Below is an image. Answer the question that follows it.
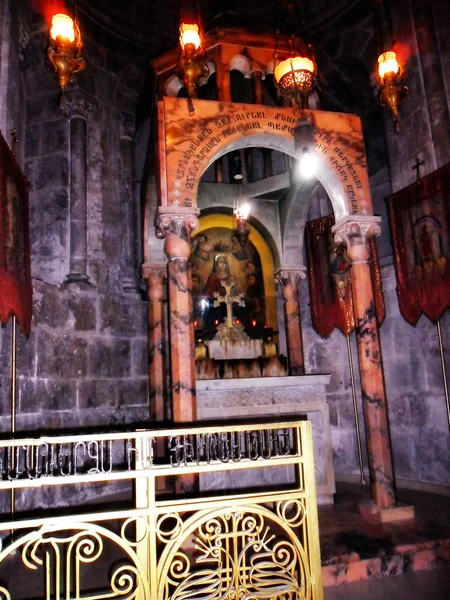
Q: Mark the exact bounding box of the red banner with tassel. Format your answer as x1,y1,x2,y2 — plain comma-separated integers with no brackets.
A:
0,131,32,336
386,162,450,326
305,214,385,338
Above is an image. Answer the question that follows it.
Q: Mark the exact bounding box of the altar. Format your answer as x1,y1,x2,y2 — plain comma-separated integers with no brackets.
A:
197,375,335,504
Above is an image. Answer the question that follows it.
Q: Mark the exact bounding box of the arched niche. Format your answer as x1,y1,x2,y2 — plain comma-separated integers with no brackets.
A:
156,97,372,220
194,213,278,331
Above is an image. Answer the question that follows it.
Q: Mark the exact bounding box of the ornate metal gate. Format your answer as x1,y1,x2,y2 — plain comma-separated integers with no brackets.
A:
0,420,323,599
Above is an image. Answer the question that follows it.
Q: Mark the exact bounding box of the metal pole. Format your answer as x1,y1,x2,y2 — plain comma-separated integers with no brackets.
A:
436,319,450,432
10,315,17,520
346,334,366,485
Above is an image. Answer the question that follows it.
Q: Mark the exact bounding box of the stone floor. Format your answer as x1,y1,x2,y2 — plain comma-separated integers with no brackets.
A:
320,482,450,587
324,567,450,599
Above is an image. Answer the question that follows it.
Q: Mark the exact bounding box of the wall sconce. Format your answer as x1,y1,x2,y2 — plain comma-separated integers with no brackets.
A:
177,22,209,99
373,0,409,130
377,50,408,130
47,13,86,90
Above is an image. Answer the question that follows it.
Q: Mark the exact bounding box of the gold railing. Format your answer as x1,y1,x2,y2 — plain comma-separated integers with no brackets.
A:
0,420,323,599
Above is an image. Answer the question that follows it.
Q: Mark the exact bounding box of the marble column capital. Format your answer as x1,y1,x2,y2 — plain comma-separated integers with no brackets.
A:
275,268,306,287
332,215,381,262
275,268,306,302
156,206,200,259
141,262,167,281
60,89,97,120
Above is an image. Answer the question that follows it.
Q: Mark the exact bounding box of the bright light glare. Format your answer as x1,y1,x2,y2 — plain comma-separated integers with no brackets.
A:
378,51,399,78
50,14,75,42
235,203,250,220
180,24,201,51
200,298,209,310
298,149,317,179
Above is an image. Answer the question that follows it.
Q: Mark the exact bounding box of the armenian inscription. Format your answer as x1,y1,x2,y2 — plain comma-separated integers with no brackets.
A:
166,99,367,215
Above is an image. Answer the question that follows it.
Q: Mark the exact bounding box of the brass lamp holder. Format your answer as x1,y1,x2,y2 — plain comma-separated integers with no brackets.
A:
378,71,409,131
47,33,85,90
233,217,250,249
177,44,209,99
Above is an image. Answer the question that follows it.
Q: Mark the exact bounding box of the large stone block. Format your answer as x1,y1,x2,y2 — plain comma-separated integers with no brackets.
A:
33,283,70,328
78,379,117,409
18,377,37,413
117,379,149,408
37,331,88,378
41,119,69,156
25,123,41,158
35,379,77,412
416,430,450,485
387,393,412,429
132,338,148,377
68,293,97,331
390,432,416,480
409,394,432,429
36,154,69,190
26,91,60,123
331,428,359,475
99,296,146,336
90,338,131,377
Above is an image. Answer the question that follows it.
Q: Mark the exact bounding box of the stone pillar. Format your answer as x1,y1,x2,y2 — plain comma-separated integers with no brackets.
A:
214,46,231,102
413,1,450,168
275,269,306,376
156,207,199,423
215,159,224,183
61,91,96,285
142,263,167,423
333,216,396,509
120,112,139,293
250,66,264,105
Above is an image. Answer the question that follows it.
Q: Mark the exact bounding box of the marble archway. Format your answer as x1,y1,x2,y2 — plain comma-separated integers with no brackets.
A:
155,96,373,221
151,96,398,513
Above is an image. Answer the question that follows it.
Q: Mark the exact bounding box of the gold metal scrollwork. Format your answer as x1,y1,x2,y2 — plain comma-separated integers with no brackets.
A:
0,523,150,600
157,505,311,599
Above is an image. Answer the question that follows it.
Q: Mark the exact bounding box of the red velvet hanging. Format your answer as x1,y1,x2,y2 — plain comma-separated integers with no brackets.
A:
386,162,450,326
305,214,385,338
0,132,32,336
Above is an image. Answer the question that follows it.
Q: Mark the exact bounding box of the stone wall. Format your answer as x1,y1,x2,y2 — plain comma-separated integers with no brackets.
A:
0,1,150,440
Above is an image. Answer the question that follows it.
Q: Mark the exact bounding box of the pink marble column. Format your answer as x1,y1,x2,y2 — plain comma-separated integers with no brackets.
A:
334,216,396,508
275,269,306,376
142,263,167,423
156,208,199,424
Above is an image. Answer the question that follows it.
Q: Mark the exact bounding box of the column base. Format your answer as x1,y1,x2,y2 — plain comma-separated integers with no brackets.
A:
63,273,91,287
358,499,415,523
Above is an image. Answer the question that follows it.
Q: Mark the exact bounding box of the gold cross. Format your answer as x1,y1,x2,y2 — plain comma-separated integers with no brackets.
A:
213,282,245,329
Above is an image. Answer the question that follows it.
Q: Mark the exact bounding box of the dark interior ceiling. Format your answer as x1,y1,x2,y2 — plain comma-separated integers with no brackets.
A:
76,0,364,57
